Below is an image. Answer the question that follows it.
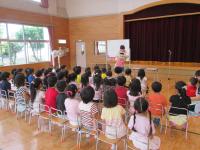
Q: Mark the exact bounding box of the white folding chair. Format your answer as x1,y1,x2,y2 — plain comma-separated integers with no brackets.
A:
149,103,166,132
37,104,51,132
16,98,31,120
96,120,126,150
49,107,68,142
8,90,16,112
0,90,8,110
118,97,130,124
165,106,189,139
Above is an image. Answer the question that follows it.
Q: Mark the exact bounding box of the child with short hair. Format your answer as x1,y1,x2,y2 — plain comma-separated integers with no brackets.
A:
45,76,58,112
101,89,126,139
27,68,35,84
91,75,102,102
186,77,198,97
115,76,128,107
65,84,80,125
0,72,11,95
56,80,67,114
127,78,143,113
148,81,167,126
125,68,132,87
15,74,30,112
73,66,82,84
79,86,98,129
103,70,116,92
68,73,78,86
80,73,90,89
128,98,160,150
30,78,45,114
57,71,66,81
114,67,123,77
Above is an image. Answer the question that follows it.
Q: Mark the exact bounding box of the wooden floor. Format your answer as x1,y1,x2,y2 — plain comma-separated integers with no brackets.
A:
1,68,200,150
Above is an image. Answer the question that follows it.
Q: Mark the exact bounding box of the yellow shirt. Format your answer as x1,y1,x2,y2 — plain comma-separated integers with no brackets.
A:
75,74,81,84
101,73,107,79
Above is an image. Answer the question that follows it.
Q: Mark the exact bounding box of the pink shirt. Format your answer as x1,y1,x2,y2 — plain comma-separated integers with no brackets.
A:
65,98,80,123
115,57,125,68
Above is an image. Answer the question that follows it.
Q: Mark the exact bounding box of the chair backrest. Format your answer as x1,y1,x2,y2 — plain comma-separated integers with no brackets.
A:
1,90,8,99
25,82,30,88
96,120,118,139
118,97,129,109
8,90,15,100
168,106,188,117
39,104,50,114
50,107,63,117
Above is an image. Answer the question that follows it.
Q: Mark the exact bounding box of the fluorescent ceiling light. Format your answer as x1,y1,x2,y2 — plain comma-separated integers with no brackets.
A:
32,0,41,3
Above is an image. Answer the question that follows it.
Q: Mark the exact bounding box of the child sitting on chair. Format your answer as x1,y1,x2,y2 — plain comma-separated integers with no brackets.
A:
101,89,126,140
56,80,67,115
65,84,80,125
128,98,160,150
79,86,98,129
125,68,132,87
148,81,167,126
136,69,148,96
30,78,45,115
169,81,191,128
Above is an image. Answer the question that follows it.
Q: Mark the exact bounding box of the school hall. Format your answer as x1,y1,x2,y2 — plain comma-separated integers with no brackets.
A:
0,0,200,150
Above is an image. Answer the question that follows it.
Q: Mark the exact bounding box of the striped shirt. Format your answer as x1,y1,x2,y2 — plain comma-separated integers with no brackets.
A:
79,101,98,129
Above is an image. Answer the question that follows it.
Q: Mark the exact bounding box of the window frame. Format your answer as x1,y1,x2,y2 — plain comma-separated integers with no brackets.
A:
0,22,51,66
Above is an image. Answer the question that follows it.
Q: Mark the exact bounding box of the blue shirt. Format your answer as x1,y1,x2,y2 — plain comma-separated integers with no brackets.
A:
28,75,35,84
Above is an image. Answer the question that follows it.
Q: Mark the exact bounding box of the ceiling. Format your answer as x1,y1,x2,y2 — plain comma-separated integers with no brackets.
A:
0,0,165,18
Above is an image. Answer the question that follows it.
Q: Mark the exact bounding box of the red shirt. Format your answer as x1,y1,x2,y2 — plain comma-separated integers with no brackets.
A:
115,86,128,107
186,84,197,97
45,87,58,112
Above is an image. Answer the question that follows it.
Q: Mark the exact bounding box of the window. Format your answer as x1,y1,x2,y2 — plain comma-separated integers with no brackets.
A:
0,23,51,66
95,41,106,55
32,0,41,3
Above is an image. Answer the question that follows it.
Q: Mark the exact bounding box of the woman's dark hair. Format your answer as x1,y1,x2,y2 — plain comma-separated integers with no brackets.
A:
80,86,95,104
175,81,187,99
151,81,162,93
15,74,25,88
93,75,102,91
137,69,145,80
120,45,125,50
30,78,42,103
57,71,66,80
117,76,126,86
47,76,57,87
132,97,152,137
66,84,77,98
114,67,123,74
129,78,141,96
190,77,198,86
106,70,112,77
103,89,118,108
125,68,132,75
81,73,89,88
69,73,77,82
35,70,43,78
56,80,67,92
1,72,10,80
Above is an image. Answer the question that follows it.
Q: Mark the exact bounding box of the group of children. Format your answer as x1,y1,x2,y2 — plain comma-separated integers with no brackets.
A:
1,65,200,150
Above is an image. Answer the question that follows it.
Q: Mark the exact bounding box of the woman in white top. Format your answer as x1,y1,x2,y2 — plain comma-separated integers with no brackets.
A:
30,78,45,115
136,69,147,96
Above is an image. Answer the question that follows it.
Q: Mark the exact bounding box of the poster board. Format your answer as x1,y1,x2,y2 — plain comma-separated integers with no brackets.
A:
107,39,130,61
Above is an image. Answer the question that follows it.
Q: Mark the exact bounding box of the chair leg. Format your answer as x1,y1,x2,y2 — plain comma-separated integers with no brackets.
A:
95,139,98,150
37,117,40,131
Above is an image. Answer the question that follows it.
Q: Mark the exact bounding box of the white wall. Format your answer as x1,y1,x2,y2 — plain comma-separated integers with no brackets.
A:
65,0,161,18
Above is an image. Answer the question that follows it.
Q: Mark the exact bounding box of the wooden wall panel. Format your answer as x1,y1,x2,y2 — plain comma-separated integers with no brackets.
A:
0,7,70,73
69,14,123,67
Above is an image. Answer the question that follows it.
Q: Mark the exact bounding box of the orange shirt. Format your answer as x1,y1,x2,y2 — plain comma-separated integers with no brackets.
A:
148,93,167,116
